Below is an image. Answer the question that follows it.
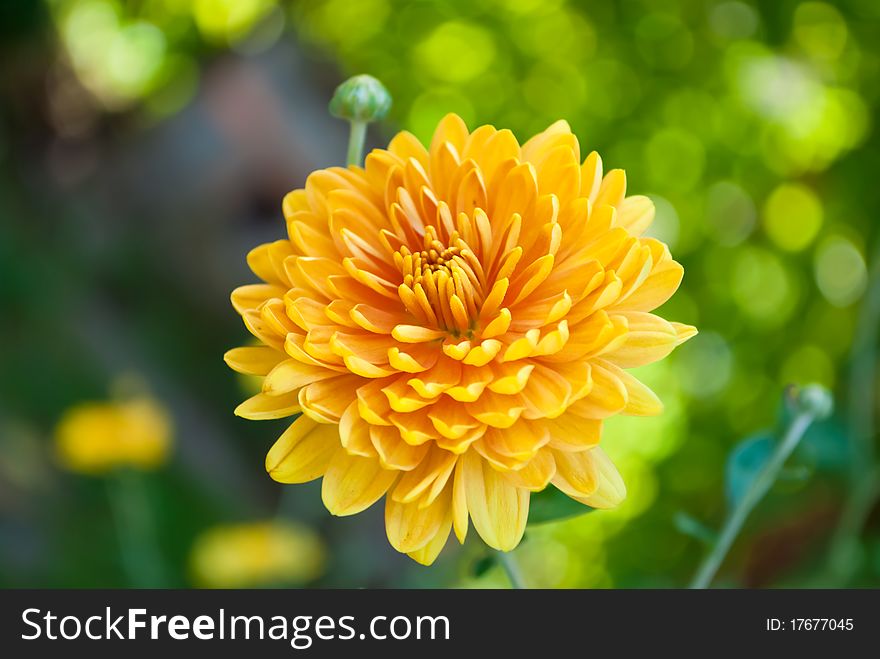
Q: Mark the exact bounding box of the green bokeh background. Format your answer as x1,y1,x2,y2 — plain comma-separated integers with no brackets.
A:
1,0,878,588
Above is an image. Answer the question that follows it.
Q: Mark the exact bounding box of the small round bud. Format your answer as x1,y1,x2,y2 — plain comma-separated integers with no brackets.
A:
795,384,834,420
329,75,391,123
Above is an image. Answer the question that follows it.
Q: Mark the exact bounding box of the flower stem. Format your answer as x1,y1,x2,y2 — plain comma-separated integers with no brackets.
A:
107,471,167,588
498,551,526,589
346,120,367,167
690,412,816,589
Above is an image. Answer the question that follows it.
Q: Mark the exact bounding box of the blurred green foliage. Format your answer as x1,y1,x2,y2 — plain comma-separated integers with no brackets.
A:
1,0,879,588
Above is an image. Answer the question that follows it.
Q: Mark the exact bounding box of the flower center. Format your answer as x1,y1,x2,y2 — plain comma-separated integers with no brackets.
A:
394,225,485,335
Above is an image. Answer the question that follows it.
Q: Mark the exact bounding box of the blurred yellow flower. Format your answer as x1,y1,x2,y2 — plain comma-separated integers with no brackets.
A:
225,114,695,564
189,521,325,588
55,397,172,474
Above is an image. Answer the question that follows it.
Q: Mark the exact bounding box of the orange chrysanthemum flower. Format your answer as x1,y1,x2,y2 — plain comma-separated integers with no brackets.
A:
225,114,696,564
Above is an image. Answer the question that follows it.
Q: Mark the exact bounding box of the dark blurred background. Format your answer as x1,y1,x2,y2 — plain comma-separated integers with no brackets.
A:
1,0,879,588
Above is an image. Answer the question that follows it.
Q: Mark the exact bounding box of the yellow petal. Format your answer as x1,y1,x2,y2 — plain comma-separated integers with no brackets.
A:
430,113,469,159
444,365,493,402
594,168,627,208
289,256,344,300
508,254,554,306
461,450,529,551
551,448,599,497
501,328,540,362
285,295,331,331
466,391,525,428
452,458,468,543
387,345,439,373
408,359,461,398
234,391,301,420
392,325,447,343
247,240,291,285
616,195,654,235
573,447,626,509
566,362,627,419
266,416,339,483
503,448,556,491
545,414,602,451
442,338,471,360
382,376,437,413
224,346,285,376
580,150,603,200
388,410,437,446
407,512,452,565
521,119,574,163
551,447,626,509
349,304,400,334
482,421,549,462
338,401,376,458
615,240,683,312
299,376,360,423
388,130,429,167
487,362,535,395
599,361,664,416
370,425,429,471
262,359,338,395
603,311,678,368
481,308,511,339
520,364,572,419
321,449,398,516
673,322,698,345
392,449,457,504
429,402,482,440
231,284,283,314
385,484,451,553
356,378,395,426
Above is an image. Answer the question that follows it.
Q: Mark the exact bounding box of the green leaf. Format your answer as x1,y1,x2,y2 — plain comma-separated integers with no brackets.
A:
470,554,496,578
527,487,593,525
798,419,850,471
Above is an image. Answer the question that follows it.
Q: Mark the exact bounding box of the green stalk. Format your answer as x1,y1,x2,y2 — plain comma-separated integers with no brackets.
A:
498,551,526,589
690,412,817,589
346,120,367,167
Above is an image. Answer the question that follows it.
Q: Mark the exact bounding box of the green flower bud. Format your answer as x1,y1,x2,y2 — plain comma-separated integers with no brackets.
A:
329,75,391,123
794,384,834,420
